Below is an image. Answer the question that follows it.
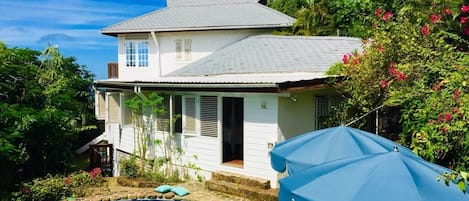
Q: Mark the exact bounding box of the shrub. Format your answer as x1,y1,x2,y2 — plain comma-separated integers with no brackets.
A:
12,168,103,201
119,155,141,178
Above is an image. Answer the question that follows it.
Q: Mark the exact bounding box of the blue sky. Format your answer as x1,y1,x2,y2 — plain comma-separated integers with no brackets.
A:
0,0,166,80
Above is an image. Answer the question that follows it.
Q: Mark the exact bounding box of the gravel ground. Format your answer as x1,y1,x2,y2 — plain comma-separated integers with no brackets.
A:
77,178,251,201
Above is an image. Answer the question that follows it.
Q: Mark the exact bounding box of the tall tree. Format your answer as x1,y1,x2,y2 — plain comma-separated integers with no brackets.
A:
267,0,307,17
0,43,95,189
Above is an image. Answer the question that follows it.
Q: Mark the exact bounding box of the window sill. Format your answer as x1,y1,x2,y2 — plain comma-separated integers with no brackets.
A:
182,133,199,137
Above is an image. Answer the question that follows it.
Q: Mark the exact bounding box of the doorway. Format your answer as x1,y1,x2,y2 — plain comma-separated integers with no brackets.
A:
222,97,244,167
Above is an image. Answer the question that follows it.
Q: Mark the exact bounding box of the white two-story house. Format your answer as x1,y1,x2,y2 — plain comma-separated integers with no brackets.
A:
94,0,361,188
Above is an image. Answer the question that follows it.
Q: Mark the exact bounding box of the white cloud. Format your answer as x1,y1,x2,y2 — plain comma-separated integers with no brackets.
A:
0,0,163,47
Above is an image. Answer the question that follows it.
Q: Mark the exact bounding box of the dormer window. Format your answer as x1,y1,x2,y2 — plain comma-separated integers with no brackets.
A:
125,40,148,67
175,39,192,62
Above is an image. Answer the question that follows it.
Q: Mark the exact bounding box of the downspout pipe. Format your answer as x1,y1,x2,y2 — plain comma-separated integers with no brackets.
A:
151,31,162,77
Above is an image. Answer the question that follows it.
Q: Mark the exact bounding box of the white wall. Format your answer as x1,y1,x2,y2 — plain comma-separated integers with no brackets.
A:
158,29,268,76
115,29,270,81
105,91,280,188
117,34,159,81
278,92,316,141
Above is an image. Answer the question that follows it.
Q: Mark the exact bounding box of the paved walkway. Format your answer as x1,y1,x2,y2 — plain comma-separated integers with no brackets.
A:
77,178,251,201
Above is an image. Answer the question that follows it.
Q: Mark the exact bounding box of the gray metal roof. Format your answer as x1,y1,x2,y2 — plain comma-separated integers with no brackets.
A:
168,35,362,76
102,2,295,35
167,0,258,7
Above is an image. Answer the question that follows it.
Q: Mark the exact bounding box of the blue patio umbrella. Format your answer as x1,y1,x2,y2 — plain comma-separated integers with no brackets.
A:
270,126,418,174
279,151,468,201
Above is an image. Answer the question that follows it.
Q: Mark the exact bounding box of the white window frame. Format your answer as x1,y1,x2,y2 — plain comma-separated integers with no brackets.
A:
182,96,200,135
175,39,192,63
125,40,149,67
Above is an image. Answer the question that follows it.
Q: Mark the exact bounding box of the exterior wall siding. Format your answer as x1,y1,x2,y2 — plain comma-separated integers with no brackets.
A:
104,91,280,188
114,29,270,81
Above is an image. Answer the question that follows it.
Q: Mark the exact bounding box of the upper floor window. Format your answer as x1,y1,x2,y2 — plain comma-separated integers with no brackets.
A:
175,39,192,62
125,40,148,67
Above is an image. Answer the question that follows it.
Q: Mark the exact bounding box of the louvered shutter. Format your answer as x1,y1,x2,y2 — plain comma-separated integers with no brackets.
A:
184,97,196,132
184,39,192,61
175,39,182,61
200,96,218,137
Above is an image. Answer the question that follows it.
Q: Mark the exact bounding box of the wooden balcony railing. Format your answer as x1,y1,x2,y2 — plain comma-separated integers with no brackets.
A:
107,63,118,79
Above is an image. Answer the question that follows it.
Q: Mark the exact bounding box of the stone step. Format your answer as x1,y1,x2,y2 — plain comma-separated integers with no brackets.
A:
206,179,278,201
211,171,270,190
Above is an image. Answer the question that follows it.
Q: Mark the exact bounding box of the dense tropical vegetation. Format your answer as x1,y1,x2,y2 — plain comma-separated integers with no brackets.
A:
0,43,96,192
269,0,469,171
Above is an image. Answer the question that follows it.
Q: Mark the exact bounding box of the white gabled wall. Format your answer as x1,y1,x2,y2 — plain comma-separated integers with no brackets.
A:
115,29,270,81
158,30,268,76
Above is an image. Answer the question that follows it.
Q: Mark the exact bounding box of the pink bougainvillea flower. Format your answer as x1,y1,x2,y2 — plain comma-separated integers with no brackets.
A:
380,80,388,88
342,54,350,64
396,71,407,81
375,7,383,16
464,27,469,36
445,113,452,122
382,11,392,21
22,187,31,194
421,24,430,36
89,167,102,179
441,125,448,133
437,114,443,123
388,66,396,75
377,45,385,53
352,57,360,65
430,14,441,23
460,16,468,24
432,82,441,91
64,176,72,185
454,89,460,100
443,8,453,15
454,107,459,113
461,5,469,13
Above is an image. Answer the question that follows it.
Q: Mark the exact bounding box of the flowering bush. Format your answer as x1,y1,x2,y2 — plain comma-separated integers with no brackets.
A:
329,1,469,171
12,169,103,201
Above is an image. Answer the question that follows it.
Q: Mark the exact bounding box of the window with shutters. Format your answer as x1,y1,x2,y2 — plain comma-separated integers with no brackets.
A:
315,95,340,130
97,92,106,119
200,96,218,137
125,40,148,67
183,97,197,133
108,93,120,123
175,39,192,62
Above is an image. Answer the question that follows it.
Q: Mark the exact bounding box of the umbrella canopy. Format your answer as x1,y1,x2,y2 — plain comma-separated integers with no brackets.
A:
270,126,418,174
279,151,468,201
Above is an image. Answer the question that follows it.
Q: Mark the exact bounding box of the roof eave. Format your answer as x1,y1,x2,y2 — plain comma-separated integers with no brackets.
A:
94,77,340,93
101,24,293,36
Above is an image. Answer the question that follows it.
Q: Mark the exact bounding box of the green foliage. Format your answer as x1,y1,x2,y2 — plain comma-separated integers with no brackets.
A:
267,0,307,17
123,93,202,183
0,42,95,189
11,169,102,201
332,1,469,173
119,155,141,179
